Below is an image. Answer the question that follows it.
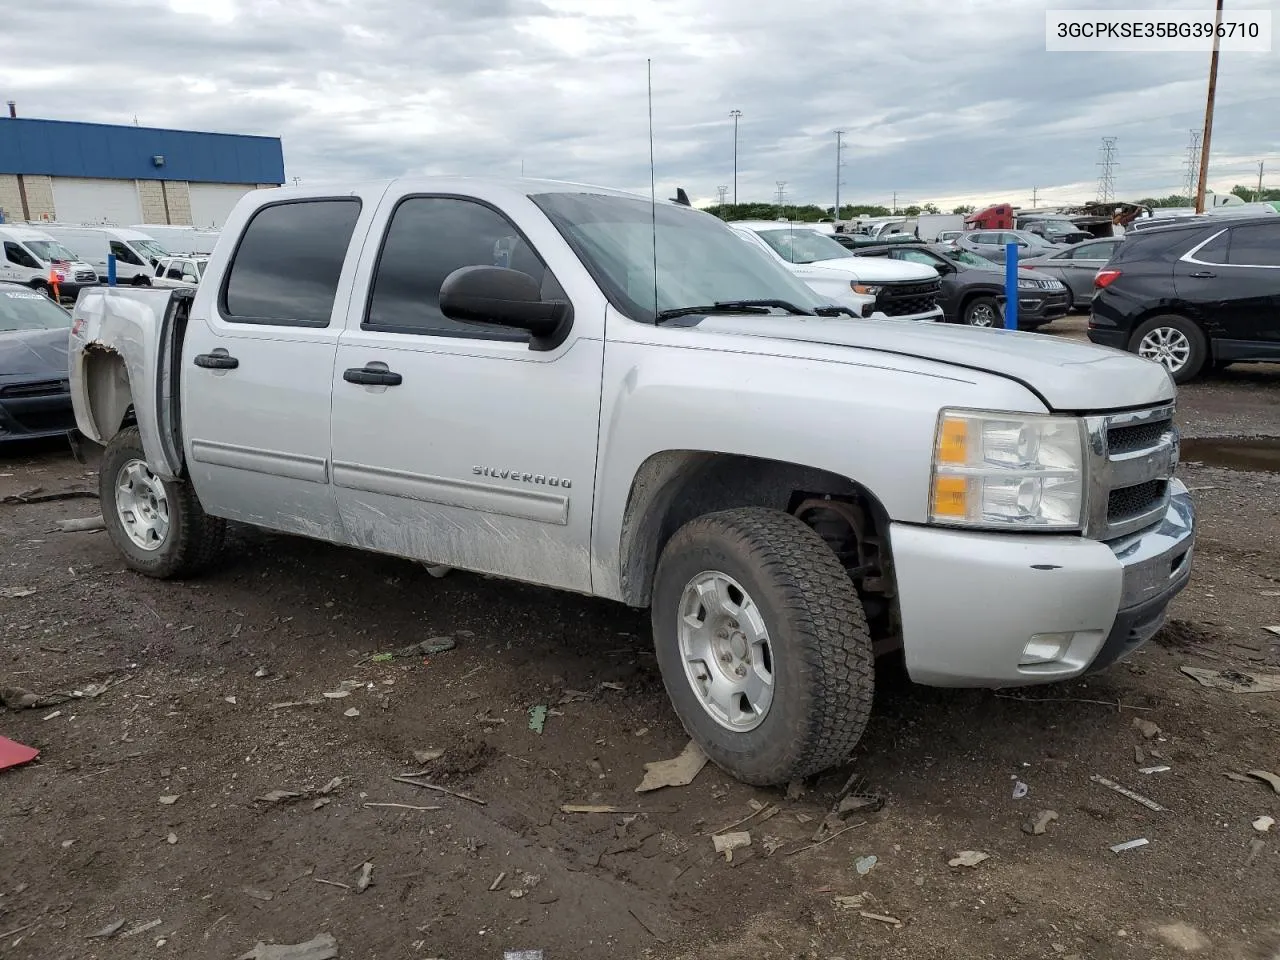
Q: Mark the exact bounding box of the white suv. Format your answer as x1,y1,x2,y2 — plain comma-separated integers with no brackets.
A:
731,221,943,322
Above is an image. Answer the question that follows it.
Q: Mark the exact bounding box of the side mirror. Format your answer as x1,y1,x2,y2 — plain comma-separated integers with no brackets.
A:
932,260,955,274
181,274,198,284
439,265,571,351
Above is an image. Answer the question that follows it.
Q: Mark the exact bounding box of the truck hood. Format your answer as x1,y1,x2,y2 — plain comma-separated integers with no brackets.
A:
802,256,936,282
696,316,1175,412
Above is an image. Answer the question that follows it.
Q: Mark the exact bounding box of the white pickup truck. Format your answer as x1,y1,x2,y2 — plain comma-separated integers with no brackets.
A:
68,178,1195,786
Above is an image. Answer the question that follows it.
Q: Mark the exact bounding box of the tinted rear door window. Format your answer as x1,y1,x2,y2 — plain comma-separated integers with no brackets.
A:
1226,222,1280,267
222,199,361,327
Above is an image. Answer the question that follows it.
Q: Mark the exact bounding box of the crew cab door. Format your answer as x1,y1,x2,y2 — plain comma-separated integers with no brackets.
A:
329,191,605,592
180,190,383,539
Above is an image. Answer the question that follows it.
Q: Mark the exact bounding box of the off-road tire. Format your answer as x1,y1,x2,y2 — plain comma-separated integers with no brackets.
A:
100,426,226,578
651,507,875,786
1129,314,1207,384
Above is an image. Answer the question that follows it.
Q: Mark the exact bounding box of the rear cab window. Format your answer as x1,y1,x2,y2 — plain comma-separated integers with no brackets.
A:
220,199,362,327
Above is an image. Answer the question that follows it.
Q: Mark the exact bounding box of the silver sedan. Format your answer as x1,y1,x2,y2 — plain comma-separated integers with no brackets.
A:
1017,237,1124,309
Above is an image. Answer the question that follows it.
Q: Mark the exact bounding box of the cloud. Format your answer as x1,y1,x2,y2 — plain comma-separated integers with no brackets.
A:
0,0,1274,206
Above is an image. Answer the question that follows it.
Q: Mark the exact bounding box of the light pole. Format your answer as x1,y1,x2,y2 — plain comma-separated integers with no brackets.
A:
834,129,845,220
729,109,742,206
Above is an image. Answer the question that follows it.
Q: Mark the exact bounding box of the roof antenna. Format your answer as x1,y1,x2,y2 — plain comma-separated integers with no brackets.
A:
669,187,690,206
648,58,659,322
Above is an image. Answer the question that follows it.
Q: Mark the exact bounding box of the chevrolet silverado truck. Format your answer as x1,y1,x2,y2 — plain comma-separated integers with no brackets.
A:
67,179,1195,786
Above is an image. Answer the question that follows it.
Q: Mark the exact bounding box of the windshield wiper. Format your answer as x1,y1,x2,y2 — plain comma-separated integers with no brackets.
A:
814,305,858,317
654,299,815,323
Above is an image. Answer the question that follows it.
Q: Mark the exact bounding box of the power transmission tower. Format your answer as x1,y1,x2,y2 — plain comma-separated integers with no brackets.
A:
716,185,729,215
775,181,788,218
834,130,846,219
891,190,898,214
1095,137,1118,204
1183,129,1203,200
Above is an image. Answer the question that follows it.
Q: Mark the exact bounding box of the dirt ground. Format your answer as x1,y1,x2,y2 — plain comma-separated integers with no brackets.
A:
2,318,1279,960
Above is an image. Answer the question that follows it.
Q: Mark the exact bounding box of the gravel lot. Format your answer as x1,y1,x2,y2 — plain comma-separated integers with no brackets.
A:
2,317,1278,960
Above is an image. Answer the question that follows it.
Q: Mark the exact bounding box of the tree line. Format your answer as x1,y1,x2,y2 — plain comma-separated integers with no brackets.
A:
705,202,976,222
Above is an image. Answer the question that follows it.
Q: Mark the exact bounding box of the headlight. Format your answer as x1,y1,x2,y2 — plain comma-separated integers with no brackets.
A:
851,282,882,296
930,409,1085,529
1016,279,1039,290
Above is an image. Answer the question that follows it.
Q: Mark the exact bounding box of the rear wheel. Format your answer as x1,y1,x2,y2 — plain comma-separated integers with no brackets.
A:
1130,314,1206,383
130,274,151,287
30,280,52,300
100,426,225,578
963,296,1000,327
651,508,874,786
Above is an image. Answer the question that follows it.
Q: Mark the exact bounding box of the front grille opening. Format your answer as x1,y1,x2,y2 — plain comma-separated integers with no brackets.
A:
1108,419,1172,454
0,380,67,399
1108,479,1166,522
876,280,941,317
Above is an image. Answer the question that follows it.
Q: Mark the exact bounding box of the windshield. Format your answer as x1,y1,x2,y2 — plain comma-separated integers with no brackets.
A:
946,248,1000,268
0,288,72,331
132,237,169,259
751,228,853,264
25,240,80,263
531,193,828,322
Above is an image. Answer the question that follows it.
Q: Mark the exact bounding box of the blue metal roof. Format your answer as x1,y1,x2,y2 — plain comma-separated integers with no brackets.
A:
0,118,284,184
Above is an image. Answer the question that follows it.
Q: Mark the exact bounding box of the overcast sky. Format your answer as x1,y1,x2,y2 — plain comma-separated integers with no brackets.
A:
1,0,1276,209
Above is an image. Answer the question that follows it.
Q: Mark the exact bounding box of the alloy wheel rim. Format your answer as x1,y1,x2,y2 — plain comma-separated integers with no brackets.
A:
969,303,996,327
115,459,170,551
1137,327,1191,372
677,571,774,732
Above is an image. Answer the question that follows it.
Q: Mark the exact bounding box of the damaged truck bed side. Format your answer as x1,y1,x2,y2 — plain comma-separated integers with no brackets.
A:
68,177,1195,787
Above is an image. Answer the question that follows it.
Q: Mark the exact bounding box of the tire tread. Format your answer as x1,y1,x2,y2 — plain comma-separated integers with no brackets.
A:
658,507,874,784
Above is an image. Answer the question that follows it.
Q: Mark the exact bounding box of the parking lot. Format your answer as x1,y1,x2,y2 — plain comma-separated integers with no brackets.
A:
1,317,1278,960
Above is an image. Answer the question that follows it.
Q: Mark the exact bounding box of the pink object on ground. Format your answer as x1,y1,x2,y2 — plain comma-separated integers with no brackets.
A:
0,735,39,771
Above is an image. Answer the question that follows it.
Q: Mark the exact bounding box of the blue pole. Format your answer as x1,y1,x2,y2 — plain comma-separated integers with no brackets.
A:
106,254,117,287
1003,243,1018,330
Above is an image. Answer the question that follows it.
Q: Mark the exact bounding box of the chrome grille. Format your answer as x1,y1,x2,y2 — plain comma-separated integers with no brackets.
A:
74,270,97,283
1085,405,1177,541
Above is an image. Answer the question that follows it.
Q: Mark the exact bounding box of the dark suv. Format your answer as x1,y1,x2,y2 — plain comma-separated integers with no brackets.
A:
1088,217,1280,383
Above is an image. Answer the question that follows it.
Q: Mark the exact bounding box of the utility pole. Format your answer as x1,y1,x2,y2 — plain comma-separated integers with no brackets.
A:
1183,129,1203,200
729,109,742,206
1195,0,1225,213
891,191,898,215
834,130,845,220
1030,186,1039,208
716,185,728,215
1258,160,1266,197
775,181,787,218
1096,137,1118,204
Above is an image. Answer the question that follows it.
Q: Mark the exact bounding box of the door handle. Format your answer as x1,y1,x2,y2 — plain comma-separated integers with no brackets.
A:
1188,271,1216,279
193,351,238,369
343,365,403,387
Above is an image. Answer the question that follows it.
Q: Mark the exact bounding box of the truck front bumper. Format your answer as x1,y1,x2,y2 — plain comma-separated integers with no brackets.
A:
890,479,1194,687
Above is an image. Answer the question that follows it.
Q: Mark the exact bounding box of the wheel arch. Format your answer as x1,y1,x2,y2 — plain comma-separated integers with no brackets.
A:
616,450,896,613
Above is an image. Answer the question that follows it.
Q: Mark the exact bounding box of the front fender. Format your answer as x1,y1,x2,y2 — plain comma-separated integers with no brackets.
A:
590,329,1047,601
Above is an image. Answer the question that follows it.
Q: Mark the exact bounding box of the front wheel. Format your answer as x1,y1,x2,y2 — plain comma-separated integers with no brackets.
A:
963,296,1000,327
100,427,226,578
130,274,152,287
651,508,875,786
1130,314,1207,383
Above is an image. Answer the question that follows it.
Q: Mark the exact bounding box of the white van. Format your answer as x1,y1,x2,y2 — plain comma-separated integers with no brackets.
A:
40,226,170,285
0,226,99,302
127,225,219,256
